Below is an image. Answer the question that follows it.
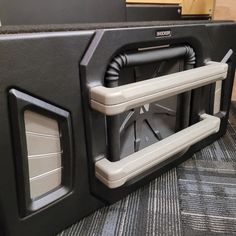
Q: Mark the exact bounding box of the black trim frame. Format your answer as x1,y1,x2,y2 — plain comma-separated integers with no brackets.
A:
8,89,73,216
80,21,236,204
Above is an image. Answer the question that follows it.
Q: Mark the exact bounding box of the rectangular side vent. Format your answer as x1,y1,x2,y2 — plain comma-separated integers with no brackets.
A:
9,89,73,215
24,111,62,199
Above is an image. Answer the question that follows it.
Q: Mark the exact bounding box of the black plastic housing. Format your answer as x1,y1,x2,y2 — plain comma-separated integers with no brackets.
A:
80,21,236,204
0,21,235,236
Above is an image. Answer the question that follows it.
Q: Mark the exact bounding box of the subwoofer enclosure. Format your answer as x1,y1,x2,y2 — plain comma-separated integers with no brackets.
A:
0,20,235,236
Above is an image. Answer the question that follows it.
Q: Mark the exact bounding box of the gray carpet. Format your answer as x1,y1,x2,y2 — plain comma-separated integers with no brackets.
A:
59,104,236,236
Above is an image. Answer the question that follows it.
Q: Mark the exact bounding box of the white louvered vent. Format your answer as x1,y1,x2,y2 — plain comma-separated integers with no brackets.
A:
24,111,62,199
214,80,222,114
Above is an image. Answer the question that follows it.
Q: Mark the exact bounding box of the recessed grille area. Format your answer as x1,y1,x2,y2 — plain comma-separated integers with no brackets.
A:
24,111,62,199
117,59,183,160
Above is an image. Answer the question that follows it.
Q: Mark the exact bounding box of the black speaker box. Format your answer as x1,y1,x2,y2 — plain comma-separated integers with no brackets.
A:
0,20,235,235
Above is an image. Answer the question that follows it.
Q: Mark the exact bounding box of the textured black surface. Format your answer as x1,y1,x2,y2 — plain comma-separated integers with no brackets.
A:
58,107,236,236
0,29,104,236
0,20,232,34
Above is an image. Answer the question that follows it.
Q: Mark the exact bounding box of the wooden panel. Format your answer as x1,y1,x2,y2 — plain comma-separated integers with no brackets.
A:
181,0,214,15
126,0,214,15
126,0,181,4
214,0,236,100
232,79,236,101
214,0,236,20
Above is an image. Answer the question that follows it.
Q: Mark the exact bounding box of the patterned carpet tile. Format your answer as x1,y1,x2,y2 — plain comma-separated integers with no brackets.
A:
181,213,236,236
177,124,236,236
59,170,181,236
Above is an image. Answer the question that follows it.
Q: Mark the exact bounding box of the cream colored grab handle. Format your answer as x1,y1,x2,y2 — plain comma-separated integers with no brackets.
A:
90,62,228,115
95,114,220,188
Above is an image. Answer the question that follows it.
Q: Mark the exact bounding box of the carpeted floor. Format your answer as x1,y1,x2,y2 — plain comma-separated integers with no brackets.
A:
58,103,236,236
